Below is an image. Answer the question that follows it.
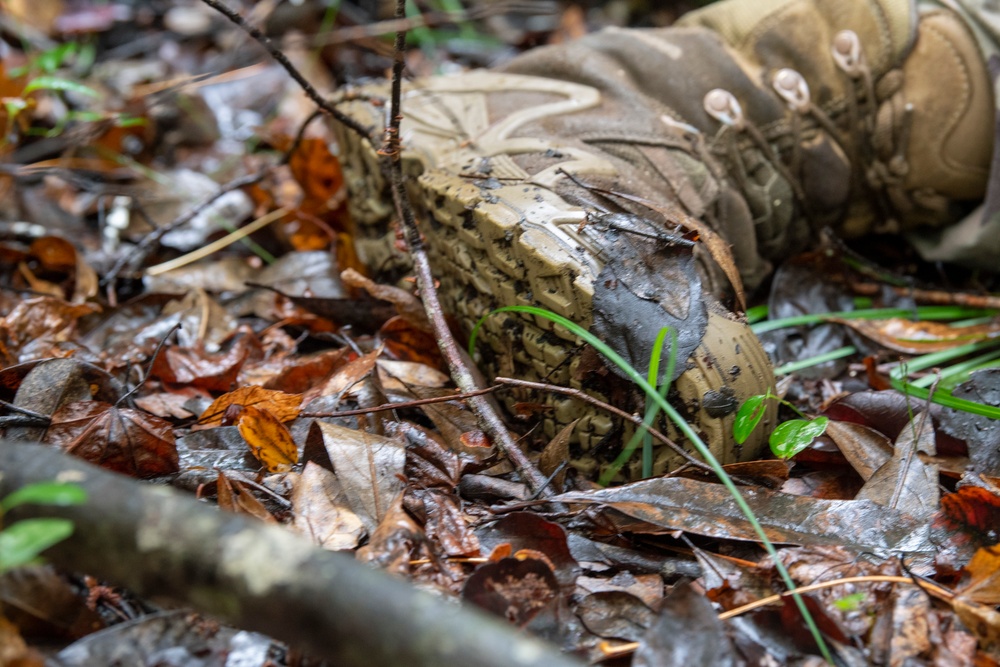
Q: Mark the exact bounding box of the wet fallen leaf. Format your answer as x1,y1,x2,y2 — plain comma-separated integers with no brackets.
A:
237,405,298,473
538,419,575,490
475,513,578,587
575,591,655,642
462,557,558,627
551,477,932,553
46,401,178,478
957,544,1000,605
824,419,893,481
930,486,1000,567
830,317,1000,354
152,332,260,392
856,412,939,520
413,488,480,558
636,585,740,667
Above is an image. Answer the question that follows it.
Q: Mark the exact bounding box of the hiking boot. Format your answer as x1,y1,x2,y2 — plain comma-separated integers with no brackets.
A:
329,0,992,480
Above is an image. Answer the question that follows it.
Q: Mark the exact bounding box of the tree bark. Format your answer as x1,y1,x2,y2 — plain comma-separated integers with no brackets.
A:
0,442,583,667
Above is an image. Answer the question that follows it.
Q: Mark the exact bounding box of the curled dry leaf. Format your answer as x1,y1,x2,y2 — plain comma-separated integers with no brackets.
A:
829,317,1000,354
216,471,275,523
46,401,178,478
198,385,302,427
290,462,365,551
237,405,298,473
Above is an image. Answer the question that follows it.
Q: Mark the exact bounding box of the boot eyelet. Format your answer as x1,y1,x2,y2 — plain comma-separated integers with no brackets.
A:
704,88,745,129
772,68,811,112
832,30,863,77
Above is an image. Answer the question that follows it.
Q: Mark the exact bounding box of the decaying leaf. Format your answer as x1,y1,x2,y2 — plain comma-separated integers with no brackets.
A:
957,544,1000,606
462,557,559,626
237,405,298,473
830,316,1000,354
551,477,932,554
46,401,178,478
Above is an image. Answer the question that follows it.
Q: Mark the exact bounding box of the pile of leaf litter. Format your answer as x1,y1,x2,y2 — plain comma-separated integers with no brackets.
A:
1,1,999,665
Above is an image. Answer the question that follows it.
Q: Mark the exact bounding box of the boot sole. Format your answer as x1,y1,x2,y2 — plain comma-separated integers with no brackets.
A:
332,73,776,479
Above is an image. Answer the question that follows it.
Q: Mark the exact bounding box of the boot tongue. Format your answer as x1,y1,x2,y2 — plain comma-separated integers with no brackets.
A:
588,213,708,385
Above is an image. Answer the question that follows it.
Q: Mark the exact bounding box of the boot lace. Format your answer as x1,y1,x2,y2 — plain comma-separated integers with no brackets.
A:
702,29,910,227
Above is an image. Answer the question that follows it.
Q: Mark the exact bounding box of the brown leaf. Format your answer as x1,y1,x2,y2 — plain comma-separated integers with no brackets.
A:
198,386,302,427
288,137,344,205
216,471,275,523
474,512,577,587
237,405,299,473
0,296,99,363
830,317,1000,354
305,347,380,401
46,401,178,478
414,488,480,558
379,315,445,368
538,419,576,490
341,268,430,332
462,557,559,626
290,462,365,550
152,334,260,392
958,545,1000,605
825,419,893,481
551,477,931,553
311,421,405,533
931,486,1000,568
856,413,939,520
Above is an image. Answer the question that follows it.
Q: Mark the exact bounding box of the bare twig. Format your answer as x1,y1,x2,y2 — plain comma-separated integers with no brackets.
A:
102,171,266,287
301,386,498,418
379,0,550,496
198,0,374,142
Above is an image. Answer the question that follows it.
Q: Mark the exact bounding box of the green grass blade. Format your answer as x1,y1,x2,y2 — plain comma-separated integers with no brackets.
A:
472,305,832,661
751,306,994,335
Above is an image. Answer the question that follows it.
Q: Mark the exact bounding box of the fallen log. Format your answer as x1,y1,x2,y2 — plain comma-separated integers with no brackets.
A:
0,442,583,667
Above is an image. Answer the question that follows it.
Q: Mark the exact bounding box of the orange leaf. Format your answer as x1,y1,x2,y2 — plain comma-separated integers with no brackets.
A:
237,405,298,473
198,385,302,427
958,544,1000,605
289,138,344,205
217,471,275,523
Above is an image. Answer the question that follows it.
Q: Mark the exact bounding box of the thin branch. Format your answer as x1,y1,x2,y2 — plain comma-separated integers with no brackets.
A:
301,386,499,418
198,0,374,142
102,171,266,286
379,0,551,496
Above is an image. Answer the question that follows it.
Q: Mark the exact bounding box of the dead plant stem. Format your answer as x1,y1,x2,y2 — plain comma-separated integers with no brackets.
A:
380,0,550,496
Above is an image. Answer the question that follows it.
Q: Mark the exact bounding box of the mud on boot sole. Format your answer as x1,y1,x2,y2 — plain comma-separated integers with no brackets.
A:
331,74,777,480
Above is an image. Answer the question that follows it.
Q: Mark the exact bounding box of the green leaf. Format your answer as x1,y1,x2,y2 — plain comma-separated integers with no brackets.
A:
0,519,74,573
833,592,866,611
36,42,78,73
733,394,768,445
23,76,99,97
1,482,87,512
769,416,829,459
